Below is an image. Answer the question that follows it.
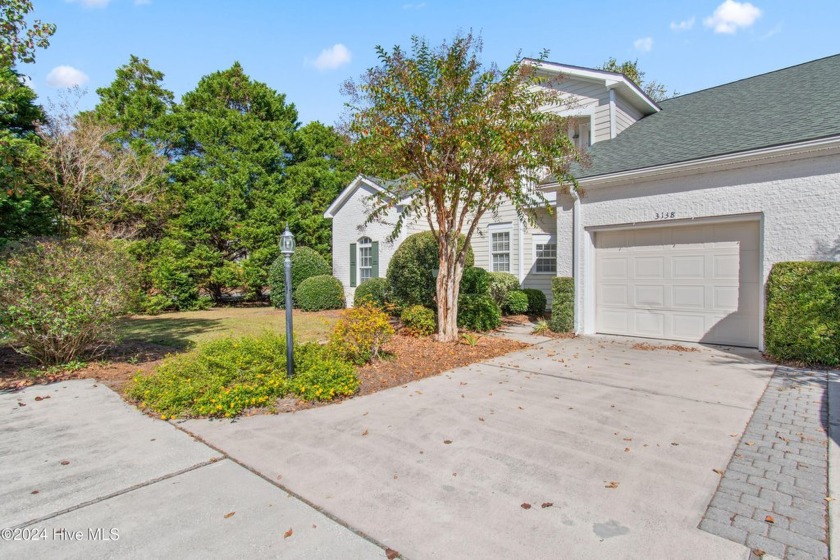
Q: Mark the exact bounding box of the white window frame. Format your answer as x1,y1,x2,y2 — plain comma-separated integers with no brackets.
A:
358,236,372,283
568,115,593,150
533,234,557,275
488,223,513,273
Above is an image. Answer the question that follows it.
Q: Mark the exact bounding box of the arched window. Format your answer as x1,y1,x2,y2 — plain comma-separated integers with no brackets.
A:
358,237,373,283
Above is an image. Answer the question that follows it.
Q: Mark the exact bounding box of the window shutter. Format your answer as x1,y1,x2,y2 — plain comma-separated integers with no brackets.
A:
349,243,357,287
371,242,379,278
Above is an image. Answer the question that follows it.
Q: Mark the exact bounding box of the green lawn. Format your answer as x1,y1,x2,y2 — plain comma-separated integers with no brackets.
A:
118,306,342,350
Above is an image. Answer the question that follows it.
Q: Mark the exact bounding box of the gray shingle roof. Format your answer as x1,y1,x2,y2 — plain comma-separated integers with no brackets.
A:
575,54,840,179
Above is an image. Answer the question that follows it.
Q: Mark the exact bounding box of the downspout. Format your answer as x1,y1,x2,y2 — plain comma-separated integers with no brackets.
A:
518,218,525,283
570,187,583,334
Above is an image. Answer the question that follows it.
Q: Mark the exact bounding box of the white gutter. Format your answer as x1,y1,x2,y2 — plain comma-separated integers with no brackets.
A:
608,89,617,139
570,188,582,334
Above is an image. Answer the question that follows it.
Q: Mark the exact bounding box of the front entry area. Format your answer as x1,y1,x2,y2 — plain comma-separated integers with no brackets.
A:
594,220,760,347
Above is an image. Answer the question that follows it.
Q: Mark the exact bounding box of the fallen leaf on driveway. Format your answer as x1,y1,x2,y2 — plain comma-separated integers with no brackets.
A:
521,503,532,509
224,512,235,519
385,548,400,559
34,396,50,401
745,442,755,446
764,515,774,524
826,497,835,502
624,448,631,453
362,429,369,436
752,549,766,557
283,528,293,539
31,490,39,495
605,481,619,489
60,460,70,466
478,417,485,422
17,402,25,407
713,469,724,476
670,443,679,446
541,502,553,509
443,440,452,444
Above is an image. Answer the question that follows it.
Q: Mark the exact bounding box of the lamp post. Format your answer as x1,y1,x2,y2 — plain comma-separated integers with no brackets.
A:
280,225,296,377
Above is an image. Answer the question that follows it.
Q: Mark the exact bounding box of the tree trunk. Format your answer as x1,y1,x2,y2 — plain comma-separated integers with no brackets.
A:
436,236,465,342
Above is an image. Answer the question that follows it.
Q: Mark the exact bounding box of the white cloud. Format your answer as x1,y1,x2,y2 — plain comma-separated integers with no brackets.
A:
310,44,352,71
670,16,695,31
46,65,89,88
633,37,654,53
704,0,762,34
65,0,111,7
402,2,426,9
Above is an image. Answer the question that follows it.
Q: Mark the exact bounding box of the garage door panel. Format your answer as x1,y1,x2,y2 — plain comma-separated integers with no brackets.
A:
596,221,759,347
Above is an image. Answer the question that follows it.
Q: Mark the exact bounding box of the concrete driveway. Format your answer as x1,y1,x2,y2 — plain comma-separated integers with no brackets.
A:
183,335,776,559
0,380,384,559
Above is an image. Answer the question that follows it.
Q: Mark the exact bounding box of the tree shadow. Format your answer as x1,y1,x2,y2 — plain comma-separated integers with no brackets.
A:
812,236,840,261
117,316,226,351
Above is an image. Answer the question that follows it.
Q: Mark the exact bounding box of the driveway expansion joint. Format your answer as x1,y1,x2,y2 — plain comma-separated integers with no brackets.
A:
700,366,832,560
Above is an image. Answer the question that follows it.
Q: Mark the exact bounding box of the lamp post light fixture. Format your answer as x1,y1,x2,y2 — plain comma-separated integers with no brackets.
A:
280,225,296,378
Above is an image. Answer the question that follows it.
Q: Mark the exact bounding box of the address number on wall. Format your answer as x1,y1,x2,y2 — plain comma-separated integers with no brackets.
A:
654,211,676,220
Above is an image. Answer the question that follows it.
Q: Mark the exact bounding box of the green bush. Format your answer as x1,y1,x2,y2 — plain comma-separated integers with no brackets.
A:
521,288,547,316
145,238,204,312
457,294,501,332
549,277,574,333
765,262,840,366
353,277,391,308
504,290,530,315
488,272,520,309
329,301,394,364
294,275,345,311
460,266,490,295
0,238,139,365
400,305,436,337
268,247,331,308
127,332,359,418
387,231,473,309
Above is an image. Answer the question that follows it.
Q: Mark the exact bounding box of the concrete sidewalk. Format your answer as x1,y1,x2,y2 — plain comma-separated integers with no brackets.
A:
0,380,384,559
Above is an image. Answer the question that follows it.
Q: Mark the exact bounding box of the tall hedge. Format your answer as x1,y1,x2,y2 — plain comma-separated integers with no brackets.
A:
268,247,331,308
387,231,473,309
765,262,840,366
549,277,574,333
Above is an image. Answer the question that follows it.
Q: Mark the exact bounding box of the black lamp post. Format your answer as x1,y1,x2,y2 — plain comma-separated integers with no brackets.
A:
280,225,295,377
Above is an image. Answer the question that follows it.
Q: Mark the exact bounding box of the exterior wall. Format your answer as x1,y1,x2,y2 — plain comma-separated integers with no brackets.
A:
521,209,557,304
614,94,644,135
331,183,404,306
471,204,522,280
544,76,612,145
557,150,840,347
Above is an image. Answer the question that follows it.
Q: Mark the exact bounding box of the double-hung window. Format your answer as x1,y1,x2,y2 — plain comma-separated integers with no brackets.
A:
358,237,372,283
490,228,511,273
533,234,556,274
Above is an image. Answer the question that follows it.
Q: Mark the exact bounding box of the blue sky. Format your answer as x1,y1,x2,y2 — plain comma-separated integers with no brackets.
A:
22,0,840,125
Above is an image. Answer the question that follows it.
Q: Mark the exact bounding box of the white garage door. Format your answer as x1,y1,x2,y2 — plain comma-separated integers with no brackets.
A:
595,221,760,347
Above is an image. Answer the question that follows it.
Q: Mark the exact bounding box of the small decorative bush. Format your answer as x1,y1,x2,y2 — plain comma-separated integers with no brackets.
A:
532,319,551,335
330,301,395,365
353,277,391,308
503,290,530,315
457,294,501,332
488,272,520,309
521,288,547,316
268,247,331,308
294,275,345,311
549,277,574,333
0,238,139,364
400,305,436,337
460,266,490,296
387,231,474,309
765,261,840,366
127,332,360,418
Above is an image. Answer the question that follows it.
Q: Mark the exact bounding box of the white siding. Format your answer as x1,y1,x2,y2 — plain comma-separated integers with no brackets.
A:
521,209,557,305
543,76,613,146
471,204,521,277
614,94,643,135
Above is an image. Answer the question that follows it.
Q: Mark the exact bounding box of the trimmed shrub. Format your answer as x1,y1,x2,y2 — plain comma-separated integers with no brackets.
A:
401,305,436,337
488,272,520,309
268,247,331,308
353,277,391,308
460,266,490,296
765,261,840,366
521,288,547,316
549,277,574,333
457,294,501,332
294,275,345,311
503,290,530,315
330,301,395,365
387,231,474,309
127,332,359,418
0,238,139,364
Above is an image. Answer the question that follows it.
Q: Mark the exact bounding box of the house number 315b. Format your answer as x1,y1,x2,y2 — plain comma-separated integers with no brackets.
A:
655,211,676,220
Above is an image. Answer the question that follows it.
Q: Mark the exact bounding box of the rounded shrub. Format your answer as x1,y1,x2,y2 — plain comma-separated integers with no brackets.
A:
268,247,331,308
460,266,490,295
521,288,547,316
400,305,437,337
387,231,474,309
330,300,395,365
488,272,520,309
294,275,345,311
353,277,391,309
0,238,139,364
457,294,501,332
503,290,530,315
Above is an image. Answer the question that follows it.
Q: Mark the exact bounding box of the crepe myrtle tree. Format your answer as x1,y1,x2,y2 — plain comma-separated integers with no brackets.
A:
342,33,581,342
